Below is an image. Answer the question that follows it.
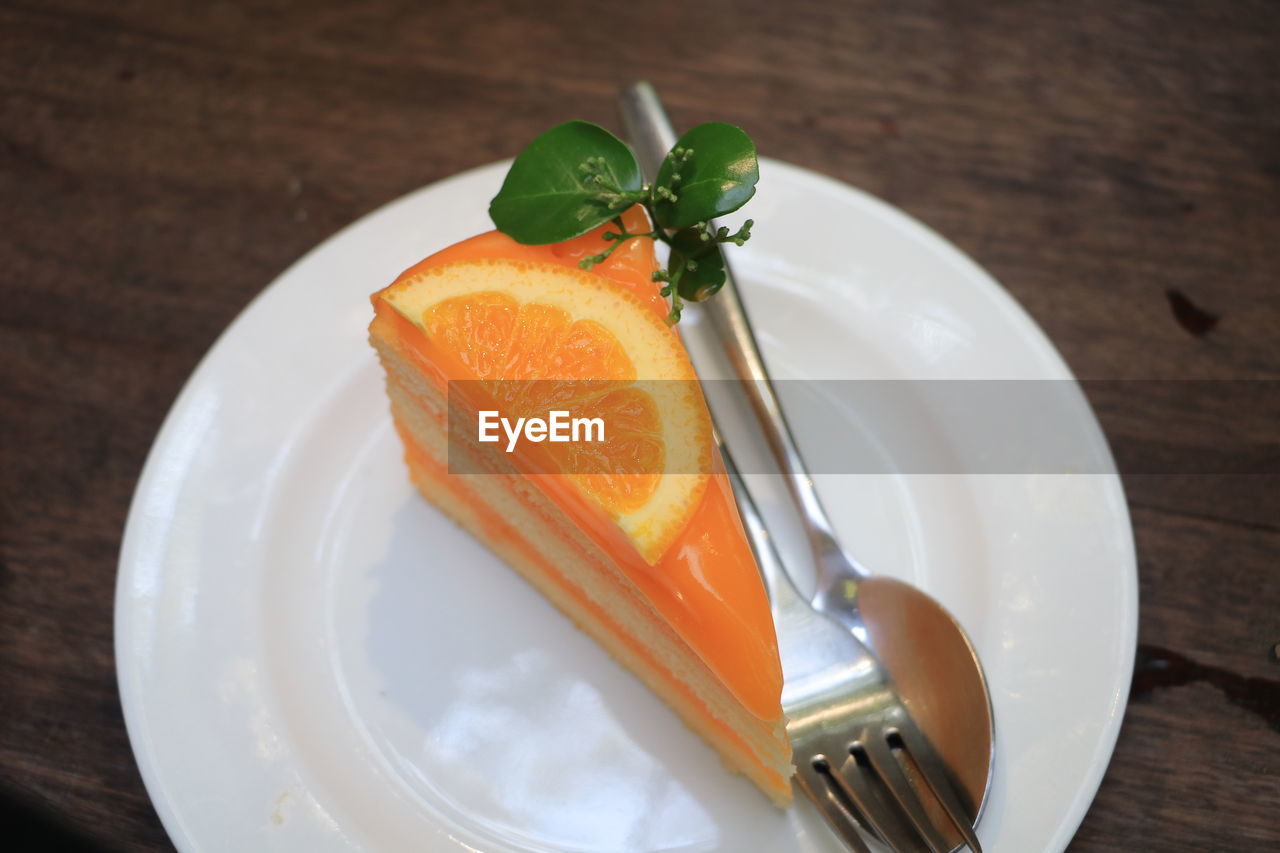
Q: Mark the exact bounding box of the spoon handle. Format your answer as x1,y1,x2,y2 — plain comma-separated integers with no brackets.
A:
617,82,861,586
618,82,676,180
715,425,810,615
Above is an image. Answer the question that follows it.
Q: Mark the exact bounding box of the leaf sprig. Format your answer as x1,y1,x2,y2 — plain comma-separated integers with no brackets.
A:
489,120,759,324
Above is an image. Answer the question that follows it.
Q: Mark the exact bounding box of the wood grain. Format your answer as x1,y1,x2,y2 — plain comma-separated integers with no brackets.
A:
1,0,1276,849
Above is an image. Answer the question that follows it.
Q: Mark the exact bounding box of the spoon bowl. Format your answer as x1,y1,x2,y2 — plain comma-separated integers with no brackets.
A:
854,575,994,820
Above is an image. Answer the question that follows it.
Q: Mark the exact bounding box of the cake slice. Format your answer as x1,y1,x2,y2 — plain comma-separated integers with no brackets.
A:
369,206,792,805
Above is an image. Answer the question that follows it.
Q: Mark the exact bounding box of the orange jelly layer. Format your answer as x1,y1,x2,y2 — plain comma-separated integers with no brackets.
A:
372,212,784,722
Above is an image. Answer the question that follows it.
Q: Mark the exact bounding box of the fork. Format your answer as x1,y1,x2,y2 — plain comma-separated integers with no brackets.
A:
718,438,982,853
618,81,988,852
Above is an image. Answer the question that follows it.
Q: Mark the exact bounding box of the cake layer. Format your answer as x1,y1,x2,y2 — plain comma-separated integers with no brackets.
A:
371,301,785,722
396,420,793,806
379,354,792,781
368,221,792,808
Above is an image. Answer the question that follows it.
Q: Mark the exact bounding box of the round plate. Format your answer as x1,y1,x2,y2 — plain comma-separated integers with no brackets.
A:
116,159,1137,852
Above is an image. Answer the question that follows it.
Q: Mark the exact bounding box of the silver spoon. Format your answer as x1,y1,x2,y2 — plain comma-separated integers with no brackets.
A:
618,81,994,848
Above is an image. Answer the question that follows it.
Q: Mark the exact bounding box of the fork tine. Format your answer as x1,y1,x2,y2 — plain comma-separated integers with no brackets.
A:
860,734,953,853
891,724,984,853
794,758,875,853
831,750,932,853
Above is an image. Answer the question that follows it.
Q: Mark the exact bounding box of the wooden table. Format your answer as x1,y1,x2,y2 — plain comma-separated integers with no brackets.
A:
2,1,1276,850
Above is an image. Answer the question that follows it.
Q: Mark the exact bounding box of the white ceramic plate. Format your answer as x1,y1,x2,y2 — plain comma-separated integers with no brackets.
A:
116,159,1137,852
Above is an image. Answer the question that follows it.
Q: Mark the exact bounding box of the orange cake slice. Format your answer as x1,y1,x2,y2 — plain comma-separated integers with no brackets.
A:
369,206,792,805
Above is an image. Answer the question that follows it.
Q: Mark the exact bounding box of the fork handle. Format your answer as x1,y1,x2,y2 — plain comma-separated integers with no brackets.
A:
618,81,859,588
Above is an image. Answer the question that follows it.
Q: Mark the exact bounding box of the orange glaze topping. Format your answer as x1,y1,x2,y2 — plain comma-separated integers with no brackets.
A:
372,207,783,721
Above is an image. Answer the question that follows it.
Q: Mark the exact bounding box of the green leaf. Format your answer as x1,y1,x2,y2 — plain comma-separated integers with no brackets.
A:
668,227,728,301
489,121,643,244
652,123,759,229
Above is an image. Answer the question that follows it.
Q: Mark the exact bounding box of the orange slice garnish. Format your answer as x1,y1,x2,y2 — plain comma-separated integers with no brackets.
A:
381,256,711,564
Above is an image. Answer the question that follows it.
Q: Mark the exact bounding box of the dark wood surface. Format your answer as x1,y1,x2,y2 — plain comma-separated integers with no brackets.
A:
2,1,1277,850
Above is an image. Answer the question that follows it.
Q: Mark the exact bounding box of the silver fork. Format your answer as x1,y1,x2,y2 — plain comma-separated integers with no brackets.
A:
618,82,991,852
719,436,982,853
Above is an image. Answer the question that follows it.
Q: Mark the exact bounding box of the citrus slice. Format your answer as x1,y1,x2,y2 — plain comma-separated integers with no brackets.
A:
380,256,712,564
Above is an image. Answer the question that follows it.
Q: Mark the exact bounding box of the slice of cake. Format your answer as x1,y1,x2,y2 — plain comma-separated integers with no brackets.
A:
369,206,792,805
